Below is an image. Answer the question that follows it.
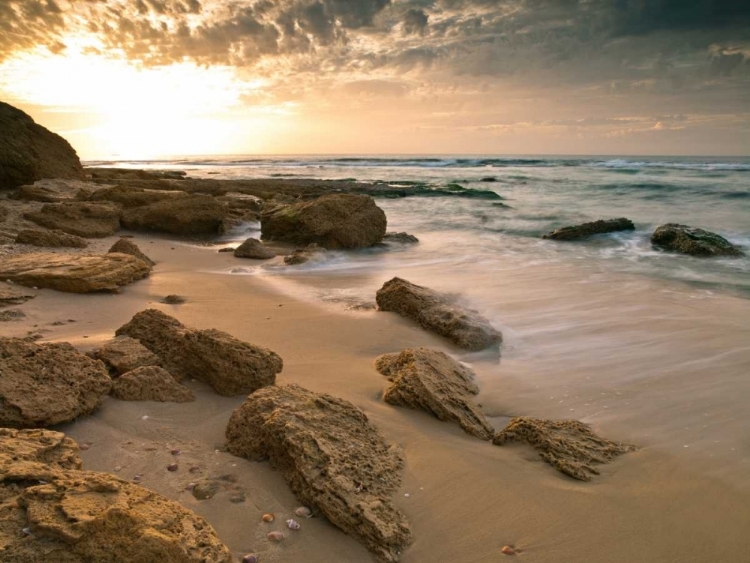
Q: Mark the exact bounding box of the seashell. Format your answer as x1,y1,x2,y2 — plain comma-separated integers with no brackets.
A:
501,546,516,556
141,415,149,421
267,531,284,542
132,475,142,483
261,513,275,523
294,506,313,518
242,555,259,563
185,482,197,491
167,463,179,472
22,527,32,536
286,518,301,530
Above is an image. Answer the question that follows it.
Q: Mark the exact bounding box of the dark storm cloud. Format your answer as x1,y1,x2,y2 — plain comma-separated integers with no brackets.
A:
403,8,429,35
611,0,750,35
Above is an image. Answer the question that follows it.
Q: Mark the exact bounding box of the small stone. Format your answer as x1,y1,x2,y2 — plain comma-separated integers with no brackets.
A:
161,294,186,305
170,448,181,455
189,466,202,474
261,513,275,523
242,555,259,563
185,482,197,491
79,442,91,451
133,475,142,483
501,546,516,555
167,463,178,472
114,466,121,472
267,531,283,542
22,527,31,536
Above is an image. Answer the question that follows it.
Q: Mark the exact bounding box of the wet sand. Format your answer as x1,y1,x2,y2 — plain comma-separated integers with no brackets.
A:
3,235,750,563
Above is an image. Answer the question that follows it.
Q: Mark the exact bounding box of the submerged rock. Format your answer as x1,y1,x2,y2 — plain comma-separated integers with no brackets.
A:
111,366,195,403
261,194,387,249
0,101,84,190
0,338,112,428
94,336,161,376
116,309,282,396
108,237,155,266
651,223,744,257
493,417,636,481
15,228,89,249
543,218,635,241
24,201,121,238
121,195,228,235
283,243,327,265
383,232,419,244
0,252,151,293
376,277,502,351
225,384,412,562
234,237,276,259
0,429,235,563
375,348,494,440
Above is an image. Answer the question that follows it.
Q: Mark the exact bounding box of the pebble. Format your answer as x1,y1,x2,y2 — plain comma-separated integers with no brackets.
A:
189,466,202,474
501,546,516,555
261,513,275,523
79,443,91,451
141,415,149,421
185,482,197,491
170,449,181,456
294,506,313,518
167,463,179,472
242,555,259,563
267,531,284,542
133,475,142,483
286,518,301,530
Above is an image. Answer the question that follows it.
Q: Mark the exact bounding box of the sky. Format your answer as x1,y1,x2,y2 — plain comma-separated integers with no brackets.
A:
1,0,749,158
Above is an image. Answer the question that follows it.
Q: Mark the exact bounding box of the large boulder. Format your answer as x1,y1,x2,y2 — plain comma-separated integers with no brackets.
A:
651,223,744,257
111,366,195,403
0,429,235,563
93,336,161,376
121,195,228,235
0,338,112,428
0,102,84,190
233,237,275,259
24,201,121,238
87,185,189,208
543,218,635,241
108,237,155,266
375,348,494,440
225,384,412,562
0,252,151,293
116,309,282,396
15,228,88,249
376,277,502,351
261,194,387,249
493,417,636,481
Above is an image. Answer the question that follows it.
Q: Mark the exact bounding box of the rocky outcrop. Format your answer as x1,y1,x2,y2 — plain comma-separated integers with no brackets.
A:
493,417,636,481
94,336,161,376
18,184,67,202
383,232,419,244
0,428,235,563
0,252,151,293
261,194,387,249
225,384,412,562
108,237,155,266
121,195,228,235
0,102,84,190
88,185,189,208
651,223,744,257
233,237,275,259
24,201,121,238
543,218,635,241
0,338,112,428
0,282,35,307
15,228,88,249
111,366,195,403
116,309,282,396
376,277,502,351
0,204,8,222
375,348,494,440
284,243,327,265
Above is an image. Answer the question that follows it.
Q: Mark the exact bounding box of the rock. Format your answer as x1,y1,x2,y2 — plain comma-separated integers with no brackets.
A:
480,177,498,182
0,309,25,321
0,101,84,190
383,232,419,244
88,167,188,181
375,277,502,351
111,366,195,403
88,185,189,208
492,417,637,481
24,201,121,238
0,252,151,293
116,309,282,396
121,195,228,235
192,480,222,500
261,194,387,249
0,282,35,307
0,338,112,428
225,384,412,562
17,184,67,202
218,193,263,232
161,294,186,304
542,218,635,241
108,237,155,266
234,238,276,259
651,223,744,257
0,204,8,222
94,336,161,376
375,348,494,440
283,243,327,265
0,429,235,563
15,228,89,249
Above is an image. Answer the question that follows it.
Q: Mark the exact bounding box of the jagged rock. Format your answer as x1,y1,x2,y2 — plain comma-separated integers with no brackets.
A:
0,102,84,190
0,429,235,563
225,384,412,562
108,238,155,266
543,218,635,241
88,167,187,181
493,417,636,481
88,185,189,208
0,252,151,293
234,238,275,259
24,201,121,238
0,309,25,321
218,193,262,233
261,194,387,249
651,223,744,257
283,243,327,265
383,232,419,244
94,336,161,376
376,277,502,351
111,366,195,403
375,348,494,440
17,184,67,202
15,228,88,249
0,338,112,428
116,309,282,396
0,282,35,307
121,195,228,235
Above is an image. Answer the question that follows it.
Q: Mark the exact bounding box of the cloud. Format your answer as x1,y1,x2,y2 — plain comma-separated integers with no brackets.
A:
403,8,429,35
